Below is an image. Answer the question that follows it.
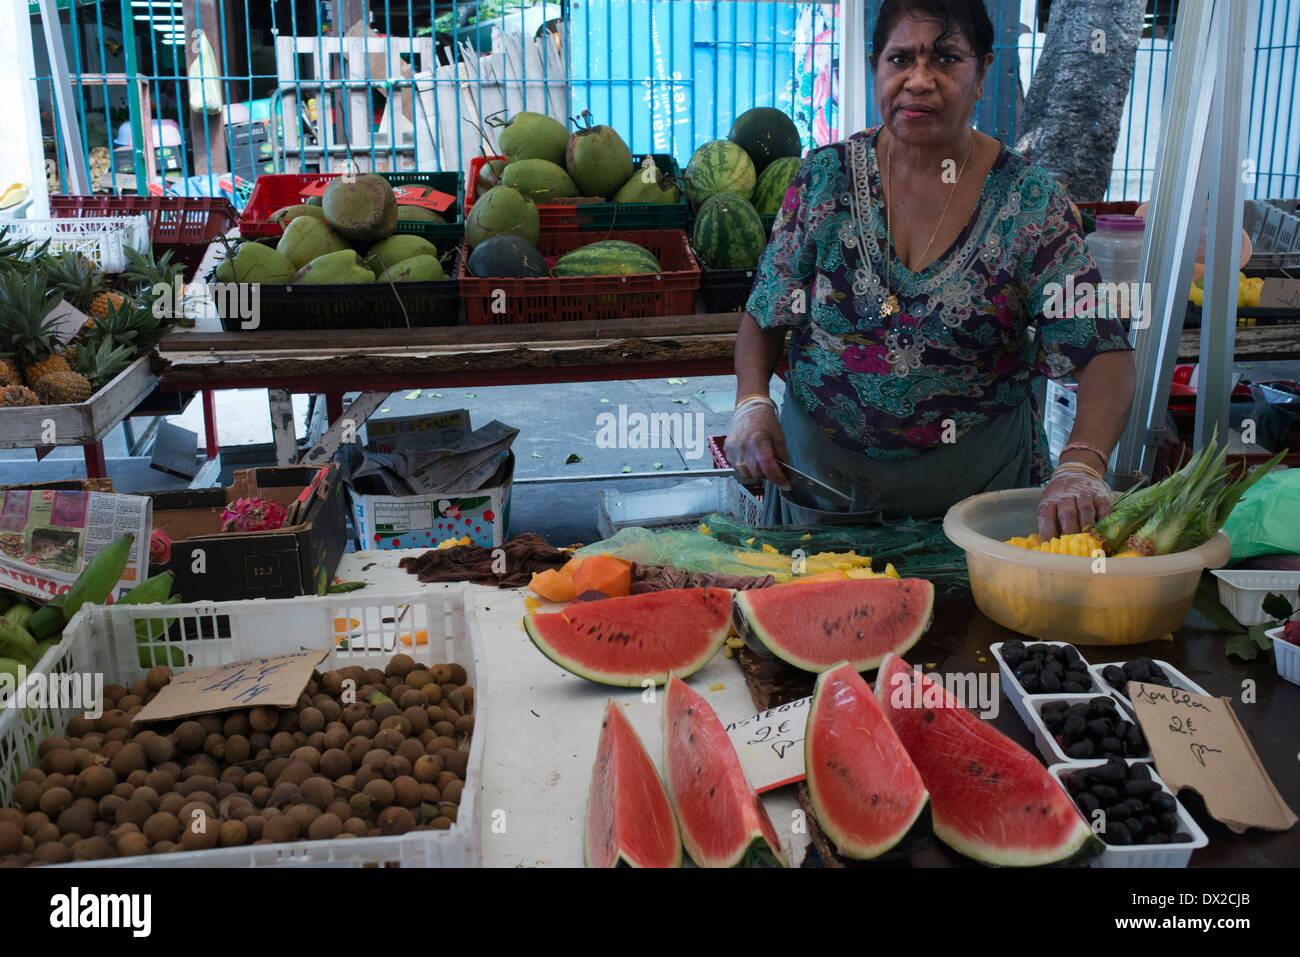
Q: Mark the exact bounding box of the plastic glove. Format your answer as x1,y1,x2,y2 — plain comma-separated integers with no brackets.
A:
1037,468,1113,540
725,401,790,489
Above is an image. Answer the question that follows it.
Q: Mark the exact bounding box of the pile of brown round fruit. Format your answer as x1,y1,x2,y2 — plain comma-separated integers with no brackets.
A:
0,652,474,866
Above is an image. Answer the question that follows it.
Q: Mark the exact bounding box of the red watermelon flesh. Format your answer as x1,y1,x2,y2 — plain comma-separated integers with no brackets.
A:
662,674,786,868
805,661,931,859
733,577,934,673
585,700,682,868
875,653,1104,867
524,588,732,687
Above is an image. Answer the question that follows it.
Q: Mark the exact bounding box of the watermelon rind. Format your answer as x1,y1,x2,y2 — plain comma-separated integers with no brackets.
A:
662,674,787,868
752,156,801,216
585,699,682,868
805,661,931,860
875,653,1105,868
524,588,732,686
732,578,934,674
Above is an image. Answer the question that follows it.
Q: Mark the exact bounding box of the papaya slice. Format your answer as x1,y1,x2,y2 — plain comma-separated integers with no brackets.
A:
530,568,578,603
572,554,632,598
779,569,846,587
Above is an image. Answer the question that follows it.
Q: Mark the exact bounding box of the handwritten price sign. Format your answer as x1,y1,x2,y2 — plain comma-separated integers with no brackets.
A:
133,647,331,725
1130,681,1296,833
725,696,810,793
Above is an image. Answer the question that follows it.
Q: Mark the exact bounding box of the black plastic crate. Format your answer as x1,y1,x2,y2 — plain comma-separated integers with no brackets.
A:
699,263,759,313
213,245,461,331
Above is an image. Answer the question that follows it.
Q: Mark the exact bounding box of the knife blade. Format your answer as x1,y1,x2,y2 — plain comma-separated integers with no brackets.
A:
776,459,855,507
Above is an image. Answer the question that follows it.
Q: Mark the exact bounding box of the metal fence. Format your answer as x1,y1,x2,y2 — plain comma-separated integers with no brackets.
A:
29,0,1300,204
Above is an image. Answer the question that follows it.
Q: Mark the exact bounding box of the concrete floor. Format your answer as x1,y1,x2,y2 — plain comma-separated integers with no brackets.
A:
1,358,1294,547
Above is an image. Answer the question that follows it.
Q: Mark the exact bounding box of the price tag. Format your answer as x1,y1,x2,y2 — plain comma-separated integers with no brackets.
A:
724,696,810,793
132,648,331,724
392,185,456,212
295,179,333,199
1129,681,1297,833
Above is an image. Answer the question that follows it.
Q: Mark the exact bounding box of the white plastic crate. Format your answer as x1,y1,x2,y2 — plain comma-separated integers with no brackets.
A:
5,215,149,272
1211,569,1300,626
1267,625,1299,686
0,586,485,868
1049,760,1207,867
597,476,763,538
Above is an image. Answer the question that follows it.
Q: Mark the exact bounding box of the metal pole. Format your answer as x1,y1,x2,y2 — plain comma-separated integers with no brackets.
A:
1112,0,1218,477
118,0,148,192
1194,0,1258,449
838,0,868,138
37,0,90,193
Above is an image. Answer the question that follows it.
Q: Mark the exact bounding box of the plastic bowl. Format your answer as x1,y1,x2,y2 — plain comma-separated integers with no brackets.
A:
944,489,1230,646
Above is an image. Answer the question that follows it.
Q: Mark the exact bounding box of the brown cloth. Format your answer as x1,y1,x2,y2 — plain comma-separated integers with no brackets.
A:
628,563,775,593
398,532,570,587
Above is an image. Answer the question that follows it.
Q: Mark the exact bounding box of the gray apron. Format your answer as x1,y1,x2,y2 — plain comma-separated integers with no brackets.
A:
761,389,1035,525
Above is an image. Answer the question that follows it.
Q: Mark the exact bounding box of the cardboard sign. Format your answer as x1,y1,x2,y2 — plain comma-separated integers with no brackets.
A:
47,299,92,344
1129,681,1297,834
724,696,810,793
132,648,331,724
1259,278,1300,309
296,179,333,199
392,185,456,212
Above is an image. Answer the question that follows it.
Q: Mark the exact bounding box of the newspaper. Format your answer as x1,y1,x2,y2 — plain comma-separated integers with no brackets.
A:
344,420,518,496
0,489,153,604
365,409,471,454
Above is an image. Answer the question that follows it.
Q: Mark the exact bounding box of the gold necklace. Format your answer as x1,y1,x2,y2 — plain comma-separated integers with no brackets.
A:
881,130,974,320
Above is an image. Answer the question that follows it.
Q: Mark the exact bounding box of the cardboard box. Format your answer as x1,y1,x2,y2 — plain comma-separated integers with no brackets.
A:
349,453,512,550
148,465,348,601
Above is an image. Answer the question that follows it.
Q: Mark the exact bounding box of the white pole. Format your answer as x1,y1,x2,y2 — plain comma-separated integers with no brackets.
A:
0,0,52,216
36,0,89,194
838,0,869,139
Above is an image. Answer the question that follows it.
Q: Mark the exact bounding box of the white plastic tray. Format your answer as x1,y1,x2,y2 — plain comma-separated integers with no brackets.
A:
1049,760,1208,868
1267,625,1300,686
1025,694,1152,766
1211,569,1300,626
1089,658,1209,715
597,476,762,538
0,586,485,868
989,640,1106,728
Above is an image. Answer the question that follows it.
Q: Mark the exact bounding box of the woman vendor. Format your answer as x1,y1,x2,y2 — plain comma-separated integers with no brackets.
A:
727,0,1136,541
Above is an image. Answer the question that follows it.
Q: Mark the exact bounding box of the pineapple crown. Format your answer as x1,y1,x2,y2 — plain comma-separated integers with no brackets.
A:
122,246,185,302
84,296,168,356
0,269,65,367
74,335,136,389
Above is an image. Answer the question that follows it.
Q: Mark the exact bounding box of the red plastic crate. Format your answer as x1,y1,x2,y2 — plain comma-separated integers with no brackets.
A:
465,155,688,232
708,433,765,494
238,171,464,241
49,195,237,278
458,229,700,325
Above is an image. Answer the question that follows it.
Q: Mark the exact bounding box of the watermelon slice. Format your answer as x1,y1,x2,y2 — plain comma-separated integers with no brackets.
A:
585,700,682,868
733,577,934,673
525,588,731,686
805,661,931,859
875,653,1105,867
661,674,786,867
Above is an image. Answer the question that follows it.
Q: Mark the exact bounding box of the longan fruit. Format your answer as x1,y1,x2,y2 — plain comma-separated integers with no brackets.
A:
343,817,368,836
42,749,78,776
290,746,322,771
438,749,469,778
115,798,153,828
173,721,205,753
375,729,404,753
262,815,299,843
402,707,429,735
307,813,342,841
142,812,181,844
203,733,226,760
413,755,443,783
243,816,265,841
110,742,147,777
441,780,464,805
223,712,250,737
380,715,412,738
143,735,174,765
298,707,325,735
455,715,475,736
351,718,379,740
146,665,173,691
158,792,186,817
278,759,314,787
38,787,73,817
242,771,267,793
396,738,426,766
33,841,72,864
319,671,343,697
372,701,399,725
13,780,41,812
362,779,394,809
270,732,296,756
116,831,151,857
181,823,219,851
249,708,279,734
0,822,22,856
319,749,351,780
391,776,421,808
132,786,161,811
299,777,334,810
285,804,320,833
377,806,414,835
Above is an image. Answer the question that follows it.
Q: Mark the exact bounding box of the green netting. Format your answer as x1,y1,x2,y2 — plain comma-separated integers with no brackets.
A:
577,516,971,599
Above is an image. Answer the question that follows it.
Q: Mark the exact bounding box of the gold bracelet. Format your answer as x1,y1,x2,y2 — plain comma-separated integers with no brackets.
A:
734,393,775,411
1052,461,1104,482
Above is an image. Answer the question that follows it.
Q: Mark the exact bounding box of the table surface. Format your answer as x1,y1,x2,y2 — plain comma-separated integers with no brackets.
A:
158,315,1300,392
335,549,1298,868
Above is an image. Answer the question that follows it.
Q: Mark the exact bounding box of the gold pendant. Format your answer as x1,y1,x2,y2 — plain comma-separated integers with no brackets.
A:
880,294,900,319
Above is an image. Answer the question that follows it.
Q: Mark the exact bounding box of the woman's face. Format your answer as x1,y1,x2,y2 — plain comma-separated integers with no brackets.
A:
873,15,993,148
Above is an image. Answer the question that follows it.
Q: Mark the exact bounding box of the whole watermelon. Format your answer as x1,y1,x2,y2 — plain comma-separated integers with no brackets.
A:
692,192,767,270
552,240,662,276
468,234,548,278
728,107,802,175
752,155,801,216
685,141,756,206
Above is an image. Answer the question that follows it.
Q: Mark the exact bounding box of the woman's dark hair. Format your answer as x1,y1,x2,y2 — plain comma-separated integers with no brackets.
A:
868,0,995,71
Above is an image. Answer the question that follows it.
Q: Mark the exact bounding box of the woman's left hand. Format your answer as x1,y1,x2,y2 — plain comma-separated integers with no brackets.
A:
1037,469,1113,540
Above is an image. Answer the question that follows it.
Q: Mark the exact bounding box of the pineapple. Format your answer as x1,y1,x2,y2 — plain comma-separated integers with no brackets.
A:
85,297,168,355
32,370,93,405
0,356,19,387
74,336,135,390
122,246,185,306
0,269,70,386
42,251,124,332
0,384,39,407
89,291,128,322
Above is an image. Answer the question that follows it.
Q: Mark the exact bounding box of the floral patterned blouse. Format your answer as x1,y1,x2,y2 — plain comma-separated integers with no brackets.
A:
745,127,1132,481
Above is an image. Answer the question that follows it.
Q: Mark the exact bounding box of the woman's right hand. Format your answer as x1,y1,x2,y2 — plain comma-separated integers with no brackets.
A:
726,400,791,489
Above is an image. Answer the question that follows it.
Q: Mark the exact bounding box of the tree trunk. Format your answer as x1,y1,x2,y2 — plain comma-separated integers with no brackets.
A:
1014,0,1147,201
